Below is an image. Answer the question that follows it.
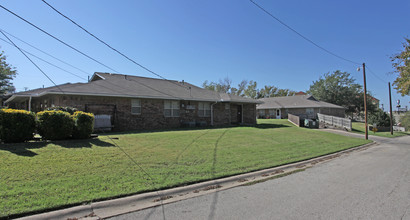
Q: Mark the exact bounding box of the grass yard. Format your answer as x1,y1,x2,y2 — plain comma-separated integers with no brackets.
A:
0,119,371,218
352,122,409,138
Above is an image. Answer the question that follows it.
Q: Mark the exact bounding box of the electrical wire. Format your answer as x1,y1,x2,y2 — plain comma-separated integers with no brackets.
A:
0,4,119,73
249,0,361,66
365,64,389,84
41,0,188,92
0,29,65,94
0,28,90,77
0,37,87,81
2,28,168,219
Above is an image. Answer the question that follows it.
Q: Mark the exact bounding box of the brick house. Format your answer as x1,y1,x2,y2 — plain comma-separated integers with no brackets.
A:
5,73,260,131
257,95,345,119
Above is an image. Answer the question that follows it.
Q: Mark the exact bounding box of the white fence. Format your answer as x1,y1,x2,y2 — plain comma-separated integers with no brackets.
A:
94,115,113,130
317,113,352,131
393,126,406,132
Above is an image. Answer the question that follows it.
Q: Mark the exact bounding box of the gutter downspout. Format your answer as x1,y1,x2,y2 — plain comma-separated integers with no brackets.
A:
211,101,218,126
28,96,32,112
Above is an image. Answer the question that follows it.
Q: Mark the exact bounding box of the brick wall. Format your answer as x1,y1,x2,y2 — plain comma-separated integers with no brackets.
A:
23,95,256,131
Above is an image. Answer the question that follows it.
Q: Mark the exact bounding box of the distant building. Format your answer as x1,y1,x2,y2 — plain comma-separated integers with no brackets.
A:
257,95,345,119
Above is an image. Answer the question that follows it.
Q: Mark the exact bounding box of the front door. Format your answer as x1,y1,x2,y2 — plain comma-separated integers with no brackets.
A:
276,109,281,119
237,105,242,124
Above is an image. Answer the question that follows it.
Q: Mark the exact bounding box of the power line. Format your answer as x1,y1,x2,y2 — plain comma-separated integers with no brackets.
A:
0,4,119,73
249,0,361,66
365,64,389,84
40,0,188,90
0,28,90,76
0,37,87,81
0,27,178,99
0,29,65,94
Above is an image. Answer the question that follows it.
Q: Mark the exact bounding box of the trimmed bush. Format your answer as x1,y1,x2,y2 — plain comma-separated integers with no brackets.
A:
0,109,36,143
37,110,74,140
72,111,94,139
46,106,78,115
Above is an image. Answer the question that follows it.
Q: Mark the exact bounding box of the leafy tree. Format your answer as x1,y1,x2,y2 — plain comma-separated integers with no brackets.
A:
0,50,17,95
234,80,248,96
203,77,295,99
400,111,410,131
277,89,296,97
202,77,234,94
258,85,278,98
368,109,394,127
391,38,410,96
243,80,258,99
307,70,377,116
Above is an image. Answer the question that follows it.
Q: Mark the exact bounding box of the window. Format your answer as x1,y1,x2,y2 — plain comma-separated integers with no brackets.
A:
258,109,265,117
268,109,275,118
198,102,211,117
306,108,314,115
164,100,180,117
131,99,141,115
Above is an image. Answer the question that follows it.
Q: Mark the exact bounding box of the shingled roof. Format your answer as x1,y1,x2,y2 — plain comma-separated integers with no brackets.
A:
6,72,260,104
257,95,344,109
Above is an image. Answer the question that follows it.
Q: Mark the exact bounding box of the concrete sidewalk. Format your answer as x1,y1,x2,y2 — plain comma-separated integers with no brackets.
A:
18,140,376,220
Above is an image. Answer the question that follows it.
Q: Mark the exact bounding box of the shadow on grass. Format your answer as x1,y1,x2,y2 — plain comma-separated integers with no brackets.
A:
255,123,291,129
0,138,115,157
97,123,291,137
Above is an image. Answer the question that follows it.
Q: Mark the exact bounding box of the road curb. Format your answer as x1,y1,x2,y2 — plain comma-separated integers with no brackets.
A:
17,141,376,220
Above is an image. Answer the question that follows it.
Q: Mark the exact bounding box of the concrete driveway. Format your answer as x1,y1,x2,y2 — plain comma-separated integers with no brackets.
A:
109,134,410,220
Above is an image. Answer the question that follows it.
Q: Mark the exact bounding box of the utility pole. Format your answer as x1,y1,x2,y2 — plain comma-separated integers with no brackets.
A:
388,82,393,135
362,63,368,140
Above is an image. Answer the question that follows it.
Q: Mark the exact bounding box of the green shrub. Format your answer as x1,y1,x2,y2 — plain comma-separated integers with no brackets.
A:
368,109,394,127
37,110,74,140
400,111,410,131
0,109,36,143
72,111,94,139
46,106,78,115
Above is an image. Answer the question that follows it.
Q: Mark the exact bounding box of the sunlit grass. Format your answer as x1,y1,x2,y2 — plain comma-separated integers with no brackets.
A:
0,119,370,217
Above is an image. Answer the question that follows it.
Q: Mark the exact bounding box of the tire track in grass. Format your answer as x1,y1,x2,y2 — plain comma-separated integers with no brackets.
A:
208,128,230,220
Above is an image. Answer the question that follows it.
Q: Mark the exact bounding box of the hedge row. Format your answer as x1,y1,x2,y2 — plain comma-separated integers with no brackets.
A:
0,108,94,143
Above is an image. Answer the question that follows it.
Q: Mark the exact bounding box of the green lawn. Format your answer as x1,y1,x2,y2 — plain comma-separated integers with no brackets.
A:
352,122,409,138
0,119,370,218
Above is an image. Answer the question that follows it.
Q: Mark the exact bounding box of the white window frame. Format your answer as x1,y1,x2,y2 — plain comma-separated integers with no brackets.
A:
164,100,180,117
198,102,211,117
131,99,141,115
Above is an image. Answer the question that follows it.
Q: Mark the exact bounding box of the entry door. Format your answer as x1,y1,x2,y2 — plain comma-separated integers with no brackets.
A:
276,109,281,119
237,105,242,124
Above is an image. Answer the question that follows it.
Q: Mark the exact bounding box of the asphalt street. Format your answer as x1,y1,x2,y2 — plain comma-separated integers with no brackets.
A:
109,134,410,220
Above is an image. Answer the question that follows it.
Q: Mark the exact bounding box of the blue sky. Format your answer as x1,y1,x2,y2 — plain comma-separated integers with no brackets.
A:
0,0,409,110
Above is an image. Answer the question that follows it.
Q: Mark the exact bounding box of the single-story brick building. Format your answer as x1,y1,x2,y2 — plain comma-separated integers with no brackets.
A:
5,72,260,131
257,95,345,119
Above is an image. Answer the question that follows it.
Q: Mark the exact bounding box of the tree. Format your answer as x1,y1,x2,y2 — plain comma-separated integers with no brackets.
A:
391,38,410,96
243,81,258,99
368,109,394,127
0,50,17,94
400,111,410,131
307,70,376,116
